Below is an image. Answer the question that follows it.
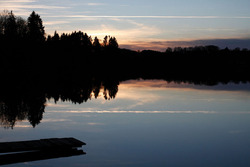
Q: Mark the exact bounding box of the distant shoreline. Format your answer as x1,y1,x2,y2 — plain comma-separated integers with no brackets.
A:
1,10,250,84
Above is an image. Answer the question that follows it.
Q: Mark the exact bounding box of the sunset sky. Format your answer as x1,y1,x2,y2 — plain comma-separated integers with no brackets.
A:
1,0,250,51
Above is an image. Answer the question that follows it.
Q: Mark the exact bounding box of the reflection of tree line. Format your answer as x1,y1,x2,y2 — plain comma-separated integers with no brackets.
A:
0,77,119,128
1,11,250,128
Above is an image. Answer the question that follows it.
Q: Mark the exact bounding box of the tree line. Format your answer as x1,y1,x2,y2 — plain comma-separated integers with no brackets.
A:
0,10,44,44
1,11,250,87
0,10,118,49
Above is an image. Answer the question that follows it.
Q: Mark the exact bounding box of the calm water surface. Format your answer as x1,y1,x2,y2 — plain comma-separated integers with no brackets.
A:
1,80,250,167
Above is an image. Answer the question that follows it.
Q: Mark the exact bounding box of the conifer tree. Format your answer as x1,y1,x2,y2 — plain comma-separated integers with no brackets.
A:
93,36,101,50
108,37,118,48
27,11,45,42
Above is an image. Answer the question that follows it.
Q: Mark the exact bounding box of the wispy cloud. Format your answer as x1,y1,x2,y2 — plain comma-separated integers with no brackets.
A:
0,4,67,9
2,0,35,2
120,38,250,51
44,20,70,26
80,18,161,43
47,15,250,19
0,0,68,16
87,3,105,6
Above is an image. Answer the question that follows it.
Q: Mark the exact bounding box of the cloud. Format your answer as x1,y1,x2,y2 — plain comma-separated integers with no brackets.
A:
120,38,250,51
45,18,160,43
1,0,36,2
46,15,250,19
0,4,67,9
0,0,68,16
87,3,105,6
81,18,161,43
44,20,70,26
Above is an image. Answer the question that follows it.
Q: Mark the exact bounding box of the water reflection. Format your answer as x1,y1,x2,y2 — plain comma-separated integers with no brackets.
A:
0,93,46,128
0,78,119,128
0,78,249,128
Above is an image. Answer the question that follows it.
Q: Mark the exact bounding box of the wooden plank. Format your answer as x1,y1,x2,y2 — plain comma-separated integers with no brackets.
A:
0,138,85,154
53,138,73,147
67,137,86,146
62,138,85,147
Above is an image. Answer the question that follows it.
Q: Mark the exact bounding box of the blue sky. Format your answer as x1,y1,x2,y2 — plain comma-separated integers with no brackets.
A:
1,0,250,50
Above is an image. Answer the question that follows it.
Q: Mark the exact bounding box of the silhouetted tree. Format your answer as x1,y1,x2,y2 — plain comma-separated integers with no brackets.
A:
0,10,8,35
27,96,46,127
60,33,68,41
27,11,45,43
103,35,109,47
4,11,17,40
93,36,101,51
81,32,92,48
47,35,52,42
0,10,28,47
108,37,118,48
174,47,183,53
165,47,173,53
52,31,59,41
16,16,28,40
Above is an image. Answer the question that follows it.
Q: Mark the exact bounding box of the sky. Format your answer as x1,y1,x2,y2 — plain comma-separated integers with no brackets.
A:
1,0,250,51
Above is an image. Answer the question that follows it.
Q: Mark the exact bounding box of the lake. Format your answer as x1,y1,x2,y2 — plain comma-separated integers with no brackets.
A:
1,80,250,167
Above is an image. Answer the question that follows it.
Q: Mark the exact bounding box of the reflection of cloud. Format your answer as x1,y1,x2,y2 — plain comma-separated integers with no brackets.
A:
120,80,168,88
120,80,250,92
228,130,246,134
46,110,218,114
15,125,33,128
117,89,160,100
120,80,197,92
15,121,32,128
87,122,104,126
116,83,162,109
46,103,69,108
41,118,70,123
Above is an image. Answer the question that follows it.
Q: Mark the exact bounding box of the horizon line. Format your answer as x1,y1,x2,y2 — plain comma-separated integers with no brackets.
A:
46,15,250,19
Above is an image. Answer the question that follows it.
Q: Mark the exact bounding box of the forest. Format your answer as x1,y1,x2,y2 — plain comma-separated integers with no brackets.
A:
1,11,250,128
1,10,250,83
